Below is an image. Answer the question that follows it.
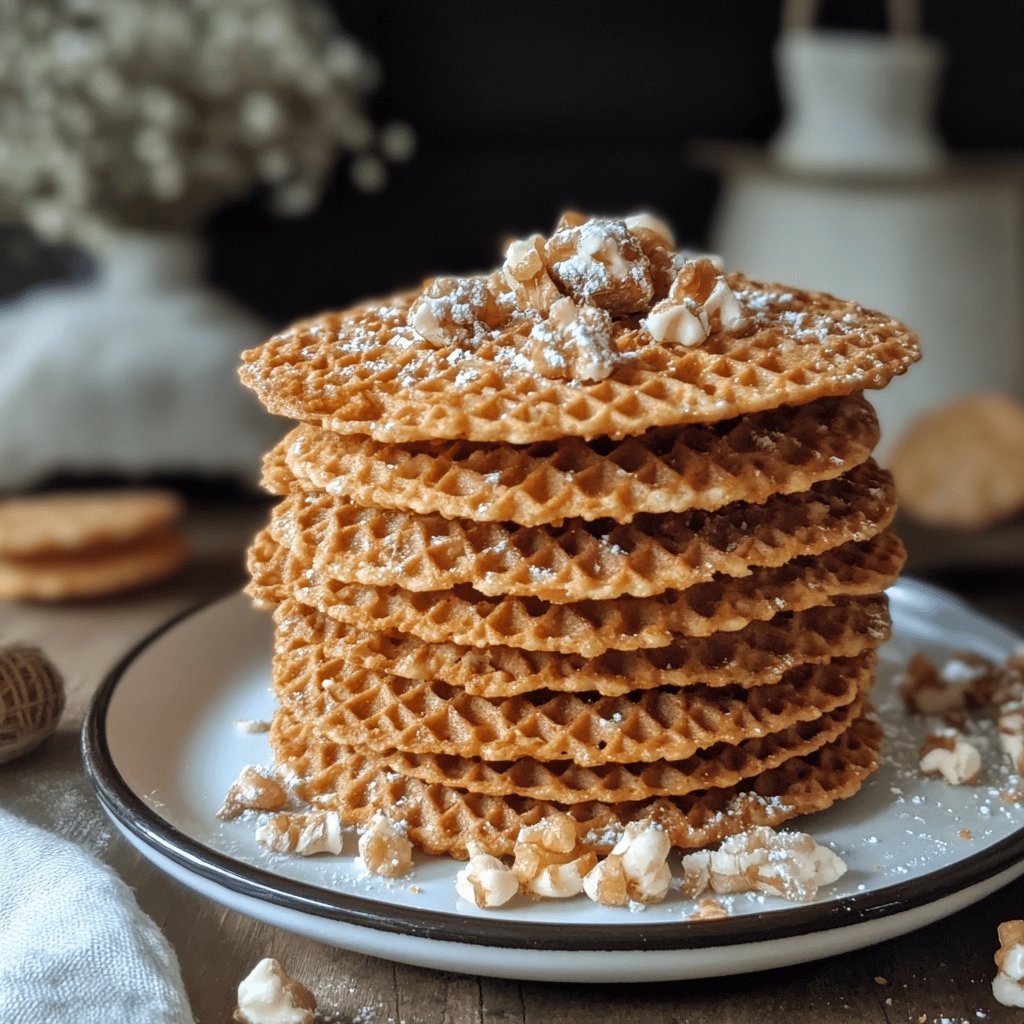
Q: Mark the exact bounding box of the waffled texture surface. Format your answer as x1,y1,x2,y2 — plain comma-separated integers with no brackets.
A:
249,531,906,655
273,595,891,696
262,395,879,525
266,462,895,603
366,700,864,803
272,648,873,765
275,710,883,857
240,277,918,444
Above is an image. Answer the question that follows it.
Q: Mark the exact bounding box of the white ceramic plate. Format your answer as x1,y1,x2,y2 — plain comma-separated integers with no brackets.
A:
84,581,1024,982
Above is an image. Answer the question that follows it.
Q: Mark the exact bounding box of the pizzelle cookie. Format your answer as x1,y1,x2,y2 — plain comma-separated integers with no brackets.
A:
249,530,905,655
272,595,891,696
262,394,880,526
238,211,916,871
265,461,895,603
0,489,184,557
349,700,865,804
0,529,189,601
239,225,918,445
272,648,874,766
274,708,883,857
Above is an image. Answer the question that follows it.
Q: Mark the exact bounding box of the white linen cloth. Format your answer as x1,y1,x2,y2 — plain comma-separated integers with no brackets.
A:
0,808,193,1024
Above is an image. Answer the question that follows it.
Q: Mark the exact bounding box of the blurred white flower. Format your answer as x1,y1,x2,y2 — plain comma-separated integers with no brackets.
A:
0,0,414,239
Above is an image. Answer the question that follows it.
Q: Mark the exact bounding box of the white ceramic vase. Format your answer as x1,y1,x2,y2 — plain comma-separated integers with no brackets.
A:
0,227,281,491
707,24,1024,455
772,28,946,175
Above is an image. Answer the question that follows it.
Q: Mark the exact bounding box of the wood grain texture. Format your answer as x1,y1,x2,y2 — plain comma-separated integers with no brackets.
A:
3,500,1024,1023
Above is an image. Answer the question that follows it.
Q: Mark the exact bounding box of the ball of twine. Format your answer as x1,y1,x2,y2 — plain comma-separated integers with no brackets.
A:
0,645,65,764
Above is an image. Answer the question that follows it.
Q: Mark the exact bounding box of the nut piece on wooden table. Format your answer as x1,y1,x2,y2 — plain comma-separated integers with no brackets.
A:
233,957,316,1024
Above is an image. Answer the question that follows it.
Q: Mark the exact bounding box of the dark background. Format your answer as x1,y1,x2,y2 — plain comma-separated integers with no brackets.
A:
206,0,1024,325
5,2,1022,322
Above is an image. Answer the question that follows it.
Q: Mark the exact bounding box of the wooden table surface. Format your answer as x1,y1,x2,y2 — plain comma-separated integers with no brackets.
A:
3,500,1024,1024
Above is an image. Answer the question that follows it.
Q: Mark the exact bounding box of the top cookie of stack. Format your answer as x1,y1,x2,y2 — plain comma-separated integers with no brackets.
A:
241,212,919,860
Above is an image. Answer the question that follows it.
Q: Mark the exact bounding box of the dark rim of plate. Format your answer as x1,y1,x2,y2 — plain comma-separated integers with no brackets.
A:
82,588,1024,954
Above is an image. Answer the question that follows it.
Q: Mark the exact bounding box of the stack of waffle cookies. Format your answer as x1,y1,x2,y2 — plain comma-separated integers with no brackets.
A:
241,212,919,859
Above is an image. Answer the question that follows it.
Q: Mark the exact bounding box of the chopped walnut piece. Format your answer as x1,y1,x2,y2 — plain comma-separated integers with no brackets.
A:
217,766,288,821
583,822,672,906
233,957,316,1024
641,256,746,348
969,655,1024,710
512,812,598,899
998,706,1024,773
624,212,674,246
528,296,619,382
409,276,504,347
898,652,967,717
689,897,729,921
254,810,345,856
919,729,982,785
680,826,847,902
455,842,519,909
545,217,654,315
993,920,1024,1008
624,213,676,299
495,234,562,314
357,813,414,877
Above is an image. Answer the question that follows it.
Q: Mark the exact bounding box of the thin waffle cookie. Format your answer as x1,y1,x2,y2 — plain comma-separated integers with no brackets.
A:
275,710,883,857
354,699,864,803
261,394,879,525
272,650,874,765
248,531,906,655
240,278,917,445
272,595,891,696
266,462,894,603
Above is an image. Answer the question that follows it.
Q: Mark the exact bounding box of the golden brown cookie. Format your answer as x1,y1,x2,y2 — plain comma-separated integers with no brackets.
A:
272,647,874,766
262,394,880,525
248,530,906,655
265,461,895,603
0,529,189,601
240,214,918,444
0,489,184,557
272,594,891,696
275,709,882,857
353,700,864,804
889,393,1024,530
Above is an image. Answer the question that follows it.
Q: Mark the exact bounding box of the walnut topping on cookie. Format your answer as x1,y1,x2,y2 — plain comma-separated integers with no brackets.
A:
918,729,982,785
583,821,672,906
254,810,346,856
994,920,1024,1008
217,766,288,821
642,256,747,348
680,826,846,902
528,297,618,382
455,842,520,908
545,213,654,315
409,277,504,347
512,812,597,899
241,209,920,444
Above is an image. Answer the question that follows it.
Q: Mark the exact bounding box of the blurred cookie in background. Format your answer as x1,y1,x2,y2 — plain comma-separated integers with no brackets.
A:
890,394,1024,532
0,489,188,600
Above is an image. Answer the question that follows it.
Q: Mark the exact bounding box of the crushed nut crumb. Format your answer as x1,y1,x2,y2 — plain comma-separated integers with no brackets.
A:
233,958,316,1024
217,766,288,821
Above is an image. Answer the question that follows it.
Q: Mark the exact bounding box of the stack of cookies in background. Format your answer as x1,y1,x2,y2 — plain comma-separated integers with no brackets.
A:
0,490,187,601
241,213,919,860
